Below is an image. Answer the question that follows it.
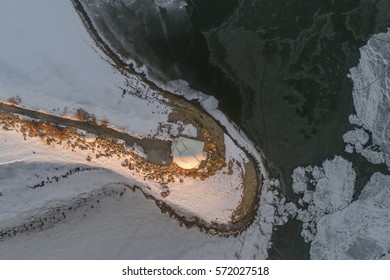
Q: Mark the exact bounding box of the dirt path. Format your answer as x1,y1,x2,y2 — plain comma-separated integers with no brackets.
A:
0,103,172,165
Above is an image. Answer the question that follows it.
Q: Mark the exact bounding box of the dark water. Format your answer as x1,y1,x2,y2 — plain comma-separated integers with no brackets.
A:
81,0,390,259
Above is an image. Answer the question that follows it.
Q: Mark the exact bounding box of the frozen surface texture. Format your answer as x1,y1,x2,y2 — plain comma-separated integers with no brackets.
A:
349,28,390,167
292,156,356,242
308,30,390,259
342,118,386,164
311,172,390,259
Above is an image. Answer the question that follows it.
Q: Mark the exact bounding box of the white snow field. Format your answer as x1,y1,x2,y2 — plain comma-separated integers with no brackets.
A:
0,0,280,259
0,183,265,260
0,0,248,225
0,0,181,140
0,129,275,259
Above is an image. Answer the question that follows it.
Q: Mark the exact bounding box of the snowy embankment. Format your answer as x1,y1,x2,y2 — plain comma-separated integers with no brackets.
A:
0,0,247,229
0,127,271,260
0,0,285,259
0,0,186,141
0,0,285,260
0,130,132,230
0,180,266,260
289,29,390,259
83,0,276,242
157,80,278,253
79,0,285,256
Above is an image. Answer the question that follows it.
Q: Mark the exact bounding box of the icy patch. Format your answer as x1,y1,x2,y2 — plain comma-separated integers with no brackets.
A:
304,30,390,257
159,121,197,139
348,114,363,127
342,128,369,146
381,253,390,260
345,144,354,153
292,156,356,242
313,157,355,213
180,123,197,138
357,147,385,164
76,129,87,136
342,127,386,165
311,172,390,259
132,143,148,159
349,29,390,168
291,167,309,194
275,201,298,226
259,179,297,226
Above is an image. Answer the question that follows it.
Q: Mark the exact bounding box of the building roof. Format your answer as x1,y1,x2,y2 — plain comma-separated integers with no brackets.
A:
172,137,206,169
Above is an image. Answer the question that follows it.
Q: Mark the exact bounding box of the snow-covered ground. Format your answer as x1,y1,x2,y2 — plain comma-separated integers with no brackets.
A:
0,0,189,140
2,0,389,260
0,183,267,260
0,127,278,259
0,129,130,230
0,107,249,230
0,0,252,225
0,0,283,259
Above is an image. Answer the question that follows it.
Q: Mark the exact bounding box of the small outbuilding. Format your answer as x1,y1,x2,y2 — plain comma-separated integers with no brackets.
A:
172,137,206,169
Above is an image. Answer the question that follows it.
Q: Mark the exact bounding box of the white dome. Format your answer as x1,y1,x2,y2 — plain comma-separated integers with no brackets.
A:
172,137,206,169
85,133,97,143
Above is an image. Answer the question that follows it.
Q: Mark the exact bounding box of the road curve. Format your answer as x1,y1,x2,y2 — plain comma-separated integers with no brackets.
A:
0,102,172,165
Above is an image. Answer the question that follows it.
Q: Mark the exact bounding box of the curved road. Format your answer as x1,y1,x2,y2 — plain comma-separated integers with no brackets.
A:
0,0,263,235
0,102,172,165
